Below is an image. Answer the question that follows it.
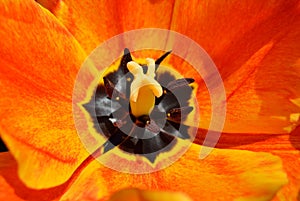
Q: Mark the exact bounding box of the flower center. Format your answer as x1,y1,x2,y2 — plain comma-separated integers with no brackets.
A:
84,49,195,163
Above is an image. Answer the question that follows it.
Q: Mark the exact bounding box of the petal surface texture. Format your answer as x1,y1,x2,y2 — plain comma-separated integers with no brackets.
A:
60,143,287,201
205,126,300,200
170,0,300,133
49,0,175,53
0,0,90,188
107,188,192,201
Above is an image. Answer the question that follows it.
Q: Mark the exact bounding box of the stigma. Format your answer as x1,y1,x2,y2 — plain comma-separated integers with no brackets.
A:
127,58,163,117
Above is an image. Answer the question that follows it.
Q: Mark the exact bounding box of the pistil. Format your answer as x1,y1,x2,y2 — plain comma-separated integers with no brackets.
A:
127,58,163,118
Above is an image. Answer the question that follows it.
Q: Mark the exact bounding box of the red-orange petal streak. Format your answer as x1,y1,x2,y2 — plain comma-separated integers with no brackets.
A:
0,152,71,201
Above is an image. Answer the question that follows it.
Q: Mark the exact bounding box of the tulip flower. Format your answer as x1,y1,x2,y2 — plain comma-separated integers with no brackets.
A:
0,0,299,200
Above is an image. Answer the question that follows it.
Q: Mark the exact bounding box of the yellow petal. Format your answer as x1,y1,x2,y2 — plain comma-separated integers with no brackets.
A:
272,151,300,201
60,142,287,201
108,188,192,201
209,126,300,201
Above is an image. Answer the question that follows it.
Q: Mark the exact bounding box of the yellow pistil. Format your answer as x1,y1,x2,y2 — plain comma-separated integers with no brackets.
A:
127,58,163,117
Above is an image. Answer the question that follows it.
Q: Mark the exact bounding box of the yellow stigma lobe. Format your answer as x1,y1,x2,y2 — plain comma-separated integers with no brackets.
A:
127,58,163,117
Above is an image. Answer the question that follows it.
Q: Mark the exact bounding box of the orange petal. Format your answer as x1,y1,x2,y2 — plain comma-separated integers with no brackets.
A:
41,0,175,53
0,0,90,188
107,188,192,201
171,0,300,133
60,142,287,201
